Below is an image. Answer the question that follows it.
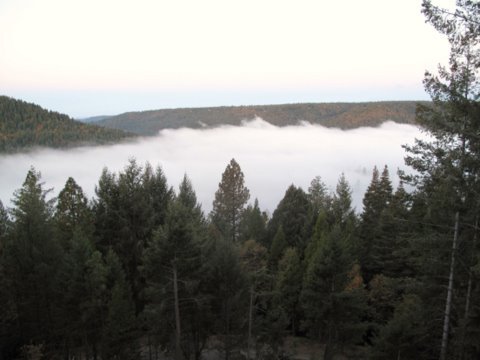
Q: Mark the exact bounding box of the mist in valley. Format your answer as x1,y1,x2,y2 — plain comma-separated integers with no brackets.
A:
0,118,424,213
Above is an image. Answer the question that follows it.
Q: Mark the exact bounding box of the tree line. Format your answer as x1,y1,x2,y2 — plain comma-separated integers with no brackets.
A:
0,148,478,360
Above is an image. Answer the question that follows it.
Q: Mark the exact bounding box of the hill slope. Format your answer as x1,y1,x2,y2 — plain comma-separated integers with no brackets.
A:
0,96,135,153
97,101,422,136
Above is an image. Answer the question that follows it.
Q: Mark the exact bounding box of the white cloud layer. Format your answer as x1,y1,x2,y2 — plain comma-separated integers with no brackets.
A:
0,119,424,214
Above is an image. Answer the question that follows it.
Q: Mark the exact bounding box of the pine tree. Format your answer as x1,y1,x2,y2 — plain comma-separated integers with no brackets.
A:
267,185,310,252
211,159,250,243
143,175,207,360
0,200,16,359
274,247,303,335
268,225,287,269
0,200,8,252
238,198,268,244
57,230,107,359
239,239,268,360
359,166,394,282
54,177,93,249
94,160,171,314
301,224,367,359
403,2,480,358
370,294,428,360
143,163,174,229
2,168,62,354
331,174,356,231
206,237,247,360
102,249,138,360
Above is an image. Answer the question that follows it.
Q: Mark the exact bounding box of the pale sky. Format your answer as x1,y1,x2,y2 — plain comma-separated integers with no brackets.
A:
0,0,455,117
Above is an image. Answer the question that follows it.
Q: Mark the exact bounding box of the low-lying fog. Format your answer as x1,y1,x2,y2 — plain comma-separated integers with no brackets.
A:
0,119,424,214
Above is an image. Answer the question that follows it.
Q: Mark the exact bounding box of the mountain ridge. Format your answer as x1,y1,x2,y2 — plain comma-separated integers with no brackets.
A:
96,101,424,136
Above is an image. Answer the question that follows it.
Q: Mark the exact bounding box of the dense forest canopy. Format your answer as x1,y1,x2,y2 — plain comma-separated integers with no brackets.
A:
0,96,135,153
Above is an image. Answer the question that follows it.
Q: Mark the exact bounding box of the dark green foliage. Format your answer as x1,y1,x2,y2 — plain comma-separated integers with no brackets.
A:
400,2,480,359
0,200,8,244
58,231,107,359
207,237,248,359
331,174,356,231
370,294,427,360
238,198,268,244
301,225,366,346
54,177,93,249
0,95,134,152
359,166,394,282
0,200,16,359
239,239,269,356
269,225,287,269
2,168,62,356
211,159,250,243
143,176,209,360
94,159,173,313
273,247,303,335
267,185,310,252
102,250,139,360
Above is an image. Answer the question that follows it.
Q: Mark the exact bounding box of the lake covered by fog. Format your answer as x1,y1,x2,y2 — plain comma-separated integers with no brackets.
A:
0,119,424,213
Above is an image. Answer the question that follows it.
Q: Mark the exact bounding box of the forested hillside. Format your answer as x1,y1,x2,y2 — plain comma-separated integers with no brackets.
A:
0,96,134,152
97,101,421,136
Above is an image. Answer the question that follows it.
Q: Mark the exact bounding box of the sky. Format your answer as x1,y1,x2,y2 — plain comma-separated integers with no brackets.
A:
0,0,455,118
0,119,425,213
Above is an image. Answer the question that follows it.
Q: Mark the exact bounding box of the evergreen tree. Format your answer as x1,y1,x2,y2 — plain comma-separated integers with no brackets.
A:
301,224,367,359
359,166,394,282
402,2,480,358
94,159,171,313
207,237,247,360
144,163,174,228
102,249,138,360
273,247,303,335
54,177,93,249
57,230,107,359
143,176,207,360
0,200,16,360
238,199,268,244
2,168,62,355
239,239,268,360
370,294,428,360
268,225,287,269
305,176,332,244
211,158,250,243
308,176,331,215
0,200,8,252
267,185,310,252
331,174,356,231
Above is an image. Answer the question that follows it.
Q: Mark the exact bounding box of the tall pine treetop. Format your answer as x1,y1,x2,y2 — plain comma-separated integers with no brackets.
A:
211,158,250,242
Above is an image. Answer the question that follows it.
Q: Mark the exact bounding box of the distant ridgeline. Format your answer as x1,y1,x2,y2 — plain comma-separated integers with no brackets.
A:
94,101,423,136
0,96,135,153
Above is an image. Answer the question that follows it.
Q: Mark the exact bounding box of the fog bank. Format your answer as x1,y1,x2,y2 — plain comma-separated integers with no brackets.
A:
0,119,424,213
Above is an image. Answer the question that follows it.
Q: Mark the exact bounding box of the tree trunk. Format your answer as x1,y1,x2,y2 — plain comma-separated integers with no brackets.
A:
247,285,254,360
440,211,460,360
459,217,478,360
173,261,182,360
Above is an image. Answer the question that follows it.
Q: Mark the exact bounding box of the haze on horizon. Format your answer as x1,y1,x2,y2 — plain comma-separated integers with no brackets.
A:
0,0,455,118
